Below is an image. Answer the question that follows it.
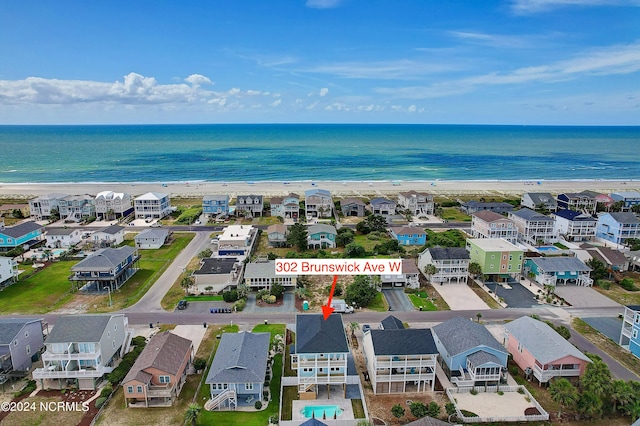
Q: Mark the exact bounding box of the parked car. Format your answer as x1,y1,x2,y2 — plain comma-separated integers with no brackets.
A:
177,300,188,310
150,222,162,228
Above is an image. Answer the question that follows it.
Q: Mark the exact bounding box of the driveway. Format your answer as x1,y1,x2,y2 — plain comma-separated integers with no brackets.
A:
242,291,296,313
484,281,538,308
582,317,624,342
553,286,622,308
433,283,489,310
382,289,414,312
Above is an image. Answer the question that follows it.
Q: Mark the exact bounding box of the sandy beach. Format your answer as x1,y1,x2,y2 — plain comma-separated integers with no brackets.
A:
0,180,639,200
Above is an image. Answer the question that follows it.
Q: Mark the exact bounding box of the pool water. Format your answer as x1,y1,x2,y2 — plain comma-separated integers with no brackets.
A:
52,249,66,256
301,405,343,419
537,246,559,251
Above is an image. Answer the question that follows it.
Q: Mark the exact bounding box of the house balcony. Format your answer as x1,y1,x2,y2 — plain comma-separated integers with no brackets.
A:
623,310,636,325
0,353,12,373
296,358,347,368
534,365,581,382
33,365,112,379
147,384,174,398
375,358,436,369
42,350,101,362
299,374,346,385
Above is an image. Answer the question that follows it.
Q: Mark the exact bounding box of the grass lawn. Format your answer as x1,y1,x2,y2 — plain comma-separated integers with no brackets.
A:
282,386,298,421
183,295,224,302
351,399,366,419
0,260,76,314
252,323,286,345
593,279,640,306
367,292,388,311
468,282,502,309
253,233,291,258
255,216,282,226
90,233,194,312
553,242,569,249
439,207,472,222
407,292,437,311
353,234,392,253
161,250,203,311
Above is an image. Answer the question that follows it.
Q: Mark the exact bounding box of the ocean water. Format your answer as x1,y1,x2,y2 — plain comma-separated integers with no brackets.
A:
0,124,638,183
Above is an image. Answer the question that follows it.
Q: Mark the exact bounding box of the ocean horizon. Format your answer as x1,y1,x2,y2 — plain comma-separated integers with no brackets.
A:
1,124,639,184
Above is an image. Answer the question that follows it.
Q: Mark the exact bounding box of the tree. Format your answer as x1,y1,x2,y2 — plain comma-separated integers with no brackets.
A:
426,401,441,418
468,262,482,278
476,312,482,323
549,378,578,418
611,379,635,414
356,214,387,234
198,248,213,259
423,264,437,280
345,275,378,308
11,209,24,219
586,258,608,281
409,401,428,419
349,321,360,339
445,402,456,416
184,403,201,426
270,282,285,298
577,391,603,419
180,275,194,294
335,228,355,247
344,243,366,258
193,357,207,372
391,404,405,419
581,357,612,401
287,223,308,252
626,238,640,251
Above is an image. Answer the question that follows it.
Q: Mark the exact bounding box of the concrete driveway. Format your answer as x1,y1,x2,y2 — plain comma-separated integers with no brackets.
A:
172,325,207,354
433,283,489,310
382,289,414,312
484,281,538,308
553,286,622,308
242,291,296,313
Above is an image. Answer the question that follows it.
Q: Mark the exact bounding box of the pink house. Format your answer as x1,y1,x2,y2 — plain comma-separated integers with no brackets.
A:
504,316,591,384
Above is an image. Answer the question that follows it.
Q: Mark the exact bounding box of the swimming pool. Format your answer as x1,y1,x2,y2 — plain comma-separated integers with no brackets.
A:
301,405,343,419
52,249,66,256
537,246,559,252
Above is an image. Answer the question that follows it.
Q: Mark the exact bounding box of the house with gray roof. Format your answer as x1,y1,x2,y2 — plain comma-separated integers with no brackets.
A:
0,318,45,376
471,210,518,243
431,317,508,386
520,192,557,212
70,246,140,292
292,314,349,398
235,195,264,218
379,315,405,330
508,208,556,245
307,224,337,249
134,192,171,220
122,331,193,407
205,331,270,410
305,188,333,218
398,191,434,217
460,201,514,215
0,221,44,251
192,257,243,294
28,193,68,220
203,194,229,217
91,224,126,247
341,198,366,217
597,211,640,246
266,223,288,247
380,259,420,289
505,316,591,384
418,247,470,284
610,191,640,211
45,227,83,249
243,259,296,291
134,228,171,249
524,256,592,287
369,197,397,216
32,314,132,390
270,193,300,221
552,209,597,242
59,194,96,222
363,327,438,393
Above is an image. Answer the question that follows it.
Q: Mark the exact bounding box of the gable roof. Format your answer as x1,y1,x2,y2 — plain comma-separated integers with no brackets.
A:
295,314,349,354
528,256,590,272
380,315,405,330
370,197,396,205
432,317,505,356
135,228,170,240
0,221,43,238
97,225,124,235
473,210,508,222
0,319,41,345
402,259,420,274
203,194,228,202
370,329,438,356
505,316,591,364
269,197,283,204
123,332,193,384
205,332,270,384
391,227,426,236
523,193,556,205
96,191,129,200
307,224,337,236
553,209,595,221
607,212,640,224
341,197,366,206
267,224,287,235
468,350,501,367
45,227,79,236
426,247,470,260
588,246,628,266
135,192,168,201
305,188,331,197
71,246,137,272
510,208,552,221
46,315,121,343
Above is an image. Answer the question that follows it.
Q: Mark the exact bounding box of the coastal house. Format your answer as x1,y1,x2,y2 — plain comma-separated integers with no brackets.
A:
619,305,640,360
270,193,300,221
59,194,96,222
340,198,366,217
266,224,288,247
504,316,591,384
557,192,597,214
134,228,171,249
0,318,46,377
579,244,629,273
362,325,438,393
369,197,397,216
583,190,615,211
524,256,593,287
627,250,640,272
597,212,640,246
202,195,229,217
0,221,44,251
291,314,349,399
192,257,243,294
610,191,640,211
33,314,132,390
460,201,514,215
418,247,470,285
235,195,264,218
466,238,523,280
92,224,125,247
0,204,30,218
380,259,420,289
205,331,270,410
508,208,556,245
243,259,297,291
305,189,333,218
551,209,597,242
471,211,518,243
432,317,508,386
389,226,427,246
217,225,257,257
520,193,557,212
307,224,337,249
28,193,69,220
45,227,83,249
397,191,434,217
122,331,193,408
0,256,19,287
95,191,133,220
69,246,140,292
134,192,172,220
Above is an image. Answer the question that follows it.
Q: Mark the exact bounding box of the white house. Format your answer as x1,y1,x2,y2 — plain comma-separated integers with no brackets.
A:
134,192,172,220
397,191,434,217
217,225,257,258
192,257,244,293
45,227,83,248
28,193,69,220
508,208,556,245
134,228,170,249
95,191,133,220
243,260,297,291
92,225,126,246
0,256,18,287
551,209,597,242
418,247,470,284
471,210,518,243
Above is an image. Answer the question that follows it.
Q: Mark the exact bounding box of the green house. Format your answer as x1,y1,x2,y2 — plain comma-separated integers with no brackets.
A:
466,238,523,280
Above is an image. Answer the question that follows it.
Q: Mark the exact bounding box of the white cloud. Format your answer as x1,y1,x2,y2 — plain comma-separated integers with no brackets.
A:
306,0,344,9
325,102,350,111
246,90,262,95
271,99,282,107
510,0,640,14
184,74,213,87
446,31,553,49
300,59,458,80
319,87,329,97
227,88,241,95
408,105,417,112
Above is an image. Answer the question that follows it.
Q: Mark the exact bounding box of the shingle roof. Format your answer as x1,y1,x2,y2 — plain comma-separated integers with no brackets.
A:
123,332,193,384
402,259,420,274
308,224,337,235
135,192,168,201
0,221,43,238
529,256,590,272
296,314,349,354
194,257,238,275
71,246,137,272
98,225,124,235
46,315,120,343
432,317,505,356
370,197,396,205
267,224,287,235
473,210,508,222
305,189,331,197
611,191,640,198
553,209,595,221
391,227,426,236
608,212,640,224
380,315,405,330
370,329,438,356
45,227,78,236
135,228,170,240
203,195,228,201
625,305,640,312
244,260,294,279
0,319,41,345
205,332,270,384
300,419,328,426
427,247,470,260
270,197,283,204
591,247,628,266
505,316,591,364
510,208,552,221
342,198,366,206
524,193,556,205
468,350,501,367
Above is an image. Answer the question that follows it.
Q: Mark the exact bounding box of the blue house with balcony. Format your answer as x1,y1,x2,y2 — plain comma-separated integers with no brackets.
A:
390,227,427,246
610,191,640,211
69,246,140,292
524,256,592,287
202,195,229,217
0,221,43,252
619,305,640,360
431,317,508,386
597,212,640,246
307,224,337,249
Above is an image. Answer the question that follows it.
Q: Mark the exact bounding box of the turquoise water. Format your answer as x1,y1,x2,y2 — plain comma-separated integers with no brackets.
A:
537,246,559,251
0,124,639,183
301,405,343,419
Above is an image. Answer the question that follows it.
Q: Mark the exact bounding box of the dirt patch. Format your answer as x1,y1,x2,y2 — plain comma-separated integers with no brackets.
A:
0,389,98,426
52,294,99,314
299,275,353,312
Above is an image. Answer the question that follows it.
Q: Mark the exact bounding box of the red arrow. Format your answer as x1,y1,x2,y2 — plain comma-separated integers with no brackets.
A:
321,275,339,321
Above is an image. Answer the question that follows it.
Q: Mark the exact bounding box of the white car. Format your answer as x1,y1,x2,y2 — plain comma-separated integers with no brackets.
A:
150,222,162,228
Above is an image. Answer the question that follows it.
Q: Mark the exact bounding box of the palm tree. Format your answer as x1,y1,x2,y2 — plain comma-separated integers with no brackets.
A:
184,403,201,426
423,264,437,282
610,379,634,414
475,312,482,323
349,322,360,339
581,358,612,400
468,262,482,279
180,274,194,295
549,378,578,418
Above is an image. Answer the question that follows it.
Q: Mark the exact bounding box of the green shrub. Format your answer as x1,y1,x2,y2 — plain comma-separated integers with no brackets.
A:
95,396,108,409
470,389,478,395
497,390,504,396
233,298,246,312
596,280,611,290
131,336,147,346
269,414,279,424
223,289,239,302
517,387,525,394
100,385,113,398
619,278,637,291
255,400,262,409
15,380,37,397
193,357,207,371
445,402,456,416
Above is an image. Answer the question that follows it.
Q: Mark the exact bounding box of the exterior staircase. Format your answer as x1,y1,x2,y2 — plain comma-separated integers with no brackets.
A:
298,383,315,393
205,389,236,411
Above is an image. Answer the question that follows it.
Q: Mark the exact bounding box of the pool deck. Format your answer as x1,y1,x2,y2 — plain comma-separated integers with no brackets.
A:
292,392,355,423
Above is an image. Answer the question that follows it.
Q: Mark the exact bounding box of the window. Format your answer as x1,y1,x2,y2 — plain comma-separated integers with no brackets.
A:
635,314,640,324
136,385,143,393
112,340,116,349
107,331,111,338
633,329,638,339
26,345,31,355
503,255,507,260
246,383,254,390
127,386,133,393
159,376,170,384
114,324,117,330
509,255,513,261
25,331,29,338
14,340,17,346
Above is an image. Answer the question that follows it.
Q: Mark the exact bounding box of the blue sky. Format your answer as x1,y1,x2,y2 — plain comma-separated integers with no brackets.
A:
1,0,639,125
